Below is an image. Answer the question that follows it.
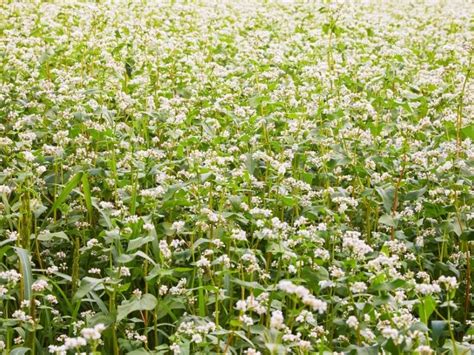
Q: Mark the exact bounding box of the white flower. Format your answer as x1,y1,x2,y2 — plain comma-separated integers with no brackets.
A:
244,349,261,355
381,327,398,340
86,238,99,248
319,280,335,289
231,228,247,241
117,267,130,277
13,310,31,322
171,221,185,234
0,286,7,296
48,345,67,354
361,329,375,342
415,283,441,295
235,300,247,312
80,323,106,341
346,316,359,329
170,343,180,355
437,276,457,291
240,314,254,326
159,240,172,259
64,336,87,349
159,285,168,295
191,333,203,344
46,295,58,304
88,268,101,275
350,282,367,293
0,270,22,284
32,279,48,292
342,231,373,259
0,185,12,194
278,280,327,313
8,231,18,241
270,310,285,329
22,151,35,162
196,256,211,268
302,295,328,314
416,345,433,354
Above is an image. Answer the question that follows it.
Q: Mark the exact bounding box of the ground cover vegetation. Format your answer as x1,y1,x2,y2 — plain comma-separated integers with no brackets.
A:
0,0,473,354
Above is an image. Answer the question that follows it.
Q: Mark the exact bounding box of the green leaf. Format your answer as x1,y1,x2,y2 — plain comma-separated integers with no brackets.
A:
127,349,152,355
442,339,471,354
418,295,436,324
81,173,93,220
10,347,31,355
14,247,33,302
245,153,256,175
370,278,406,292
423,202,449,218
231,278,266,291
198,278,206,317
127,235,155,252
155,298,186,320
116,251,156,265
31,200,47,218
36,231,69,242
88,312,115,327
431,320,446,343
378,214,396,227
376,186,395,213
301,267,329,290
74,277,104,301
231,332,254,348
345,345,379,355
461,124,474,140
461,229,474,242
449,218,462,237
265,343,287,354
51,172,83,212
404,186,427,201
281,196,296,207
117,294,157,321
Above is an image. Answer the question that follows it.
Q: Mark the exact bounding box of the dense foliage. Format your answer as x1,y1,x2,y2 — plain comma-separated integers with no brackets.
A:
0,0,473,354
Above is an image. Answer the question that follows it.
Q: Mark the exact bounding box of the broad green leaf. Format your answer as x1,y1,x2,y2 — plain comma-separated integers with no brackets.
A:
461,229,474,242
10,347,31,355
404,186,427,201
431,320,446,343
370,278,406,292
378,214,396,227
449,218,462,237
345,345,379,355
461,124,474,140
127,235,155,252
155,298,186,320
117,294,157,321
74,277,104,301
376,186,395,213
36,231,69,242
116,251,156,265
442,339,471,354
127,349,152,355
31,199,47,218
418,295,436,324
231,278,266,291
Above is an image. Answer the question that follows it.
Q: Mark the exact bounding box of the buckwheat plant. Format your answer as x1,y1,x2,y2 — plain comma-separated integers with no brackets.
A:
0,0,473,354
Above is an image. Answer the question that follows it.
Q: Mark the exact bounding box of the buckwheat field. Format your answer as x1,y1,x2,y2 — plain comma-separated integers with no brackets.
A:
0,0,473,354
